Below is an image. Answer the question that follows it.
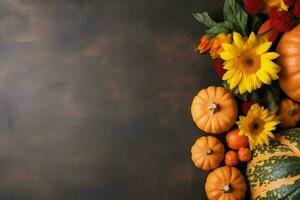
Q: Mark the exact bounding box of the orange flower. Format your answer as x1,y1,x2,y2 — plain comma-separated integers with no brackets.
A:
209,33,232,59
196,35,213,53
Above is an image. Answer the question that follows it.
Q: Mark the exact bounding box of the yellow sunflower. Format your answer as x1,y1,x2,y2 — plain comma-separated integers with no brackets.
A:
220,32,280,94
236,104,280,150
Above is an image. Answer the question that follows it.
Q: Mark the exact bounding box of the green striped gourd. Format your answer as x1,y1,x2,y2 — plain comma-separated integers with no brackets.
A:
246,129,300,200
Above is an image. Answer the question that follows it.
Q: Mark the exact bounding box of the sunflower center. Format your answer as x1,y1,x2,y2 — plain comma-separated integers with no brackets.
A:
239,51,260,74
244,57,254,66
249,119,265,135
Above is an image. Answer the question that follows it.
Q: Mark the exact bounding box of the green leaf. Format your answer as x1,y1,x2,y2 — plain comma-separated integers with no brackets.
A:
263,90,278,113
223,81,231,91
250,92,262,103
250,15,263,33
206,21,235,38
223,0,248,35
259,83,280,113
193,12,217,28
223,81,248,101
238,92,249,102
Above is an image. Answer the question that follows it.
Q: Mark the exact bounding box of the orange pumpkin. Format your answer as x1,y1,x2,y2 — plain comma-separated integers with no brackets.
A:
278,98,300,128
205,166,247,200
191,86,238,134
191,136,225,171
277,24,300,102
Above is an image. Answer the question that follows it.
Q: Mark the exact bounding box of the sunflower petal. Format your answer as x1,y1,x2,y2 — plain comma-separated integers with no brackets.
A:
265,121,280,128
220,52,236,60
229,71,242,89
261,59,280,72
255,42,272,55
222,43,240,57
224,59,238,69
261,59,281,80
260,52,280,60
238,76,248,94
222,68,237,80
245,75,253,93
256,70,271,84
233,32,245,50
247,32,257,48
250,74,260,90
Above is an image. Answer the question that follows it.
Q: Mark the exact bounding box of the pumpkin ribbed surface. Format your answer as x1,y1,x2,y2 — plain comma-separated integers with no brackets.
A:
205,166,247,200
191,136,225,171
277,24,300,102
191,86,237,134
246,129,300,200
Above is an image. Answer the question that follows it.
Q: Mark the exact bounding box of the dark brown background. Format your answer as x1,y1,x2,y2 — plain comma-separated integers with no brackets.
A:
0,0,249,199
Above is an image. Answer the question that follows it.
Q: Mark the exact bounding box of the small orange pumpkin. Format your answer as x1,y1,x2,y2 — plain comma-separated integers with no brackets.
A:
277,24,300,102
191,86,238,134
278,98,300,128
191,136,225,171
205,166,247,200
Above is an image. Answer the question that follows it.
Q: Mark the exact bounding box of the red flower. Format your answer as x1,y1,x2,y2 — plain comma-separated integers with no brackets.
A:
257,19,280,42
244,0,263,15
283,0,294,6
294,0,300,18
268,7,293,32
213,58,226,78
242,100,257,115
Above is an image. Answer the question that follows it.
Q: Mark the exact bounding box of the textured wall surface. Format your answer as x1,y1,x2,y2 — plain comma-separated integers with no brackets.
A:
0,0,249,199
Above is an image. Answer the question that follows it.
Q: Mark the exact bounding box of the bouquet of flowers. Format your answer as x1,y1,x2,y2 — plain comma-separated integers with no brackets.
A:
190,0,300,199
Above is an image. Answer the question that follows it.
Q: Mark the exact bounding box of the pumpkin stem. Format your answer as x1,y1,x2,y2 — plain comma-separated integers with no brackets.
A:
222,184,231,193
288,105,299,117
288,108,296,117
208,103,219,113
206,148,213,155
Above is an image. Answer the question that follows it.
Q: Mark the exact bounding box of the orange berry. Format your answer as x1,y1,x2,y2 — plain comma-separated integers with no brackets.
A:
238,147,252,162
226,128,249,150
225,151,239,167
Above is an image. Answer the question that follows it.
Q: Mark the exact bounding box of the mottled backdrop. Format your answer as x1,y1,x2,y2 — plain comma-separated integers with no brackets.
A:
0,0,246,199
